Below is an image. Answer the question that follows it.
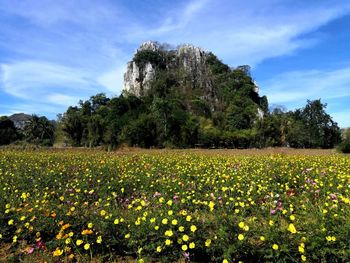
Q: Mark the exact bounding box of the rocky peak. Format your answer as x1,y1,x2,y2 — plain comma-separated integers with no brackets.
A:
123,41,211,96
138,41,161,52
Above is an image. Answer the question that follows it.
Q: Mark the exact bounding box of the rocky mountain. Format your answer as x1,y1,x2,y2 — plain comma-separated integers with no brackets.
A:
9,113,32,130
124,41,214,98
123,41,267,117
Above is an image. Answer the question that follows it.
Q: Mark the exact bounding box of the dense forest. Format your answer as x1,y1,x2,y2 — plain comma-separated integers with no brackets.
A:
0,47,348,151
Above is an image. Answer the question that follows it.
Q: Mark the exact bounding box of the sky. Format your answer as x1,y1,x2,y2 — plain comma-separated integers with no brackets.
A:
0,0,350,127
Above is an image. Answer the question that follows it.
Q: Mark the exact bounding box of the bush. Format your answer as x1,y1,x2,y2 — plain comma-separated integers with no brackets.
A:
338,140,350,153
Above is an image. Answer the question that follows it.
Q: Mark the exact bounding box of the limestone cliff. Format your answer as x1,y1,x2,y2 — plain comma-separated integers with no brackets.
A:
123,41,214,97
123,41,267,116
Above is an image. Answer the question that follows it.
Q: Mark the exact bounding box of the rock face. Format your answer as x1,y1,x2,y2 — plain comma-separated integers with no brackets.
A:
9,113,31,129
123,41,266,118
123,41,159,96
123,41,214,97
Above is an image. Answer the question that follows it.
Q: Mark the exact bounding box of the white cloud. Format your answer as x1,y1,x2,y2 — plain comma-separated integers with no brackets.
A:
260,67,350,127
261,67,350,104
1,0,350,120
130,1,350,66
97,64,127,94
46,93,81,106
0,61,100,102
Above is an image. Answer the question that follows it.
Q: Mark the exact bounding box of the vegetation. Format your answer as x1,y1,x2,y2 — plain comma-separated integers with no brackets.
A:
0,115,55,147
338,128,350,153
1,149,349,262
0,49,344,150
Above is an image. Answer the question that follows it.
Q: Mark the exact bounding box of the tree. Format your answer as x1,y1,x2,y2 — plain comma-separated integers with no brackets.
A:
24,115,55,146
338,129,350,153
0,117,18,145
297,100,341,148
61,107,87,146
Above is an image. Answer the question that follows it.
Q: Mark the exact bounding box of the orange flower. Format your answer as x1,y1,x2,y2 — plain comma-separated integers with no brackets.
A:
81,229,93,235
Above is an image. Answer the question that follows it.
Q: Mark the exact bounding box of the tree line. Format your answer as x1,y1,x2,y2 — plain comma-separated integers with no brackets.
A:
0,95,348,151
0,49,347,151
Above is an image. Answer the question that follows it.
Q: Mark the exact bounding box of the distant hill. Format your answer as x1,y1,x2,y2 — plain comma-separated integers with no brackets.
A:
9,113,32,129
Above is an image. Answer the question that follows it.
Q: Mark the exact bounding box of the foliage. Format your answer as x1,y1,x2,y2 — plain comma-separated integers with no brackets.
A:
337,128,350,153
0,116,19,145
1,150,349,262
23,115,55,146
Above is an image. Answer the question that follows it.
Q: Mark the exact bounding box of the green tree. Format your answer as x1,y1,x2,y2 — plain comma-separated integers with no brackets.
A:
24,115,55,146
62,107,87,146
0,116,18,145
297,99,341,148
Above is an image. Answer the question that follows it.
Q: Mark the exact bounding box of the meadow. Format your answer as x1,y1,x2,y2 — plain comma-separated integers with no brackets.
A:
0,149,349,262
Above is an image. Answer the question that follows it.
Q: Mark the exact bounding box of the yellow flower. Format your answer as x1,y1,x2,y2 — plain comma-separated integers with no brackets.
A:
182,244,188,251
53,248,63,257
223,260,229,263
301,255,307,261
0,234,2,239
156,246,162,252
168,210,173,215
179,226,185,232
125,233,130,239
171,219,178,225
88,222,93,228
162,218,168,225
165,239,172,246
260,236,265,241
165,230,173,237
190,225,197,232
8,219,14,225
182,234,189,241
65,238,71,244
114,218,120,224
269,220,274,226
97,236,102,244
298,245,305,253
238,234,244,241
272,244,279,250
84,243,90,250
290,215,295,221
186,215,192,221
100,210,106,216
288,223,297,234
205,239,212,247
331,236,336,241
238,222,245,228
189,242,195,249
244,225,249,231
76,239,83,246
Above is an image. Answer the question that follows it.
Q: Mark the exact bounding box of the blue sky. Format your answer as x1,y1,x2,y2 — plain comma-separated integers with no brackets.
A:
0,0,350,127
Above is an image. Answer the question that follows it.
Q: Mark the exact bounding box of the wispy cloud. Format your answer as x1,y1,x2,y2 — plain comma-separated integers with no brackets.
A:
0,61,101,100
0,0,350,121
262,67,350,104
260,67,350,127
118,1,350,67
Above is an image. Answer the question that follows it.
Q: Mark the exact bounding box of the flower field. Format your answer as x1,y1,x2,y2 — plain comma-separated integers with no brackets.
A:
0,149,349,262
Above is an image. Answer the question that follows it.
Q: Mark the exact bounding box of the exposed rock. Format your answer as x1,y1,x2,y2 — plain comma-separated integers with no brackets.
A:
9,113,32,129
123,41,214,96
123,41,265,115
